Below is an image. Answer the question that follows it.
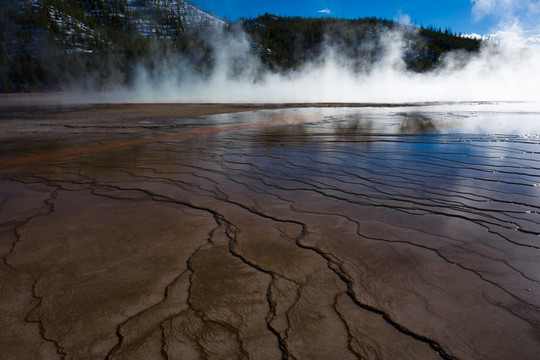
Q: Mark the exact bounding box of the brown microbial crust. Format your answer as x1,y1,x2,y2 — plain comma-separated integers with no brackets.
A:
0,103,538,360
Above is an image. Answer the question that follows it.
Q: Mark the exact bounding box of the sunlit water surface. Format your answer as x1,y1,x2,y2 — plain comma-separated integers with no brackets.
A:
215,103,540,238
2,102,540,359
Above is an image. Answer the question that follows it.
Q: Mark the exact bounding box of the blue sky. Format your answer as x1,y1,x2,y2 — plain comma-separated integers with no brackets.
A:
191,0,540,36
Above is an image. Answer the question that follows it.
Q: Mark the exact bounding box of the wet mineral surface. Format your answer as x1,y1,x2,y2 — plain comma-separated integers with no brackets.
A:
1,103,539,359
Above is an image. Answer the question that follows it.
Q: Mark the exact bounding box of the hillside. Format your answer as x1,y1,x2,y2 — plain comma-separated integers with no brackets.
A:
0,0,224,92
0,1,480,93
244,14,480,72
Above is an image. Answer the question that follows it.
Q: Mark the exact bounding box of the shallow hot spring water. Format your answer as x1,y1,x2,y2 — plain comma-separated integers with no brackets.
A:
1,102,539,359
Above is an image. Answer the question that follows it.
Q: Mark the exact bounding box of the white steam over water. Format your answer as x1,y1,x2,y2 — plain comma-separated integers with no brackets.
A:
79,2,540,104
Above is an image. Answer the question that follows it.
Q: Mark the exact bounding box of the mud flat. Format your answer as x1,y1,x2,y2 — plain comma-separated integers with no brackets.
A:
1,102,539,359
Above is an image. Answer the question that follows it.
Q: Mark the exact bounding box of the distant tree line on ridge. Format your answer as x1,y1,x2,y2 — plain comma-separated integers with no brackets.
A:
0,1,481,93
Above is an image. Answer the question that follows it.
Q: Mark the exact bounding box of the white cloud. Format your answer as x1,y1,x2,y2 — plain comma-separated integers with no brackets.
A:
471,0,540,22
472,0,508,20
77,7,540,104
318,9,331,14
395,13,412,26
461,33,484,40
101,26,540,104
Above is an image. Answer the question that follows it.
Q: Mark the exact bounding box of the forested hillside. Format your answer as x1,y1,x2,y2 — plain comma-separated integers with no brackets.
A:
243,14,480,72
0,1,480,93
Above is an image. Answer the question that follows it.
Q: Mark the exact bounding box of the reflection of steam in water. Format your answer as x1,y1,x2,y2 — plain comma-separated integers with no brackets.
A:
397,113,439,134
333,115,374,134
229,104,540,151
3,104,540,169
255,113,378,145
331,115,375,142
256,124,309,147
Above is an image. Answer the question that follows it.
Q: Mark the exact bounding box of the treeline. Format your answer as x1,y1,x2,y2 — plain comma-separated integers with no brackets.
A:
0,1,481,93
0,0,209,92
242,14,481,72
244,15,395,71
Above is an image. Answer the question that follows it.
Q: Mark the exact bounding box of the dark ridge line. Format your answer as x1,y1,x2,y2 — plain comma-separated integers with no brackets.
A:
141,189,294,359
185,227,252,360
255,142,537,179
276,165,539,216
309,150,540,179
7,183,67,359
101,199,219,358
501,260,540,284
265,276,284,359
265,275,299,360
159,320,170,360
4,107,538,358
333,292,364,359
11,180,130,360
320,154,540,195
353,214,540,285
223,158,494,222
103,269,192,359
223,154,493,206
1,179,59,270
248,160,539,221
0,198,7,212
107,174,302,280
293,201,540,325
25,268,67,360
339,146,540,167
284,204,540,323
99,167,216,197
300,152,537,189
133,161,540,236
357,154,540,178
189,160,524,292
105,322,124,360
196,157,538,340
50,161,540,250
182,220,236,359
219,206,356,360
21,176,217,360
301,175,539,232
354,234,540,319
1,220,26,271
325,253,460,360
254,169,532,234
89,177,449,359
282,279,304,355
233,148,538,199
248,135,540,153
241,151,539,210
197,195,456,360
243,173,540,249
12,164,532,360
217,215,300,360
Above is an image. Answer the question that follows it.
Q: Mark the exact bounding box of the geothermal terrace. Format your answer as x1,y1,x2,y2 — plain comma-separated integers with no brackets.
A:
1,102,539,359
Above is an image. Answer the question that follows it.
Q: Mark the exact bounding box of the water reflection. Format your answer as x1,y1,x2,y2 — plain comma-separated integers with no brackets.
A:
397,112,440,134
231,104,540,230
3,103,540,178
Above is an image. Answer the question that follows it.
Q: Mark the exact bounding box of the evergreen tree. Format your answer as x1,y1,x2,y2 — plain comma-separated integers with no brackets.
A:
0,3,481,93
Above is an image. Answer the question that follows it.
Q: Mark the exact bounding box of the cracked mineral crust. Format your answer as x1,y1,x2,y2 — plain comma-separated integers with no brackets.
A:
1,103,539,360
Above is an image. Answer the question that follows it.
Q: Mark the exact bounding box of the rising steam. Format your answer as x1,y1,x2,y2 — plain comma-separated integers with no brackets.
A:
71,2,540,104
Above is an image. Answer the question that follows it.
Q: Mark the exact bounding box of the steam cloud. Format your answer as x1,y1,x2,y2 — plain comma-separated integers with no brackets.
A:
472,0,540,25
74,2,540,104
